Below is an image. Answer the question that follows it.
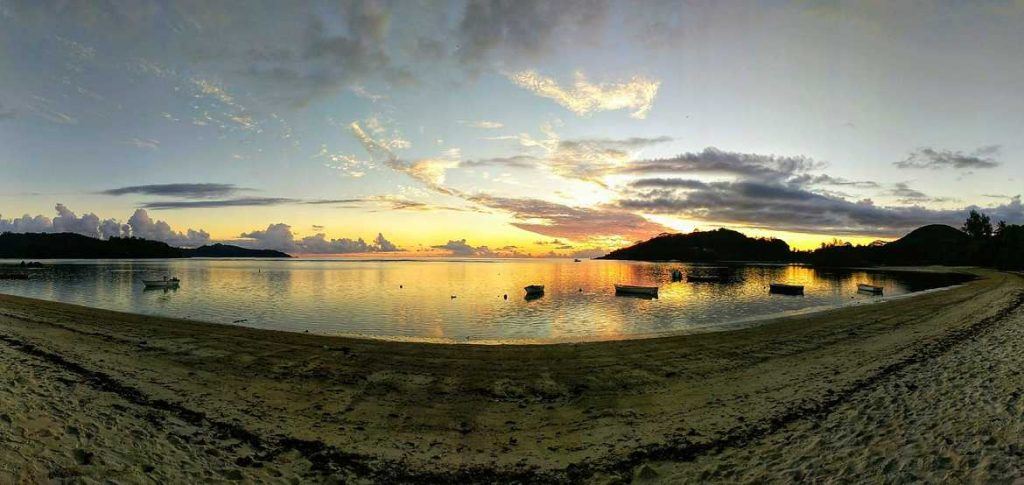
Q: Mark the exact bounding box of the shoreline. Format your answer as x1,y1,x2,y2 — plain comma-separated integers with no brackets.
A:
0,263,976,346
0,269,1021,482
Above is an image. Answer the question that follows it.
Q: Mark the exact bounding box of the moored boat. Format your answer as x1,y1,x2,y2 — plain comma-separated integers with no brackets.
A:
769,283,804,295
524,285,545,295
857,283,883,294
615,284,658,297
573,258,582,262
143,277,180,288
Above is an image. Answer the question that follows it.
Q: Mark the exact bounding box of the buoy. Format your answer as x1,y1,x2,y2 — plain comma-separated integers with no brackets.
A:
400,284,403,288
451,295,457,299
503,294,508,300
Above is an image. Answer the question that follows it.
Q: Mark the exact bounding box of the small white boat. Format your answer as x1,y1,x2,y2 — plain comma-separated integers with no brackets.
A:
769,283,803,295
524,285,545,295
615,284,658,297
857,283,883,294
143,277,180,288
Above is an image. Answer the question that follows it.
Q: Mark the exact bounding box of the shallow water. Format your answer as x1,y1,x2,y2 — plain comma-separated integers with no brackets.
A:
0,259,970,343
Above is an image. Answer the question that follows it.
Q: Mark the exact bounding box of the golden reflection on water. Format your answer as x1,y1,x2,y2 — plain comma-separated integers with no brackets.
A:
0,259,967,343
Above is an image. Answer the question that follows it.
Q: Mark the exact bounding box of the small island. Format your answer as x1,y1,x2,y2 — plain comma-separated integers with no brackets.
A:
0,232,290,259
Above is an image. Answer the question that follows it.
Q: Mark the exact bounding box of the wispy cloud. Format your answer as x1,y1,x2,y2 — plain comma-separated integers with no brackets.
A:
895,146,1001,170
349,119,459,195
102,183,248,199
459,120,504,129
141,197,297,209
507,70,660,119
304,195,477,213
121,138,160,150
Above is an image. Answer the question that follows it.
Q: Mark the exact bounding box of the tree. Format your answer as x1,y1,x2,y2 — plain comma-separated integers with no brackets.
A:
961,210,993,239
995,220,1007,238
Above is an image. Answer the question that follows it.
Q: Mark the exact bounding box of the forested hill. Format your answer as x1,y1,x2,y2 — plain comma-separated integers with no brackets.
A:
598,228,791,262
0,233,290,259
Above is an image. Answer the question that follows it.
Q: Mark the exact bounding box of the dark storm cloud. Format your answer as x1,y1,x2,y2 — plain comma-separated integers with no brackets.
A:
468,194,668,242
141,197,298,209
619,147,823,181
618,180,1024,237
102,183,248,199
895,146,1001,170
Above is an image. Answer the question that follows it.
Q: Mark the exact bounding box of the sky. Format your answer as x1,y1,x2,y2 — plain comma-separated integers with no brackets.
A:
0,0,1022,256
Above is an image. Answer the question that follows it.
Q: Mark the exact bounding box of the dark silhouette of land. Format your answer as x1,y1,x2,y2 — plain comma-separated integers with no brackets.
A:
601,212,1024,270
599,228,790,262
0,233,290,259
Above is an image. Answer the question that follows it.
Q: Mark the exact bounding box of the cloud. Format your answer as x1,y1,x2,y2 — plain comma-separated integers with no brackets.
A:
431,238,526,257
239,223,400,254
895,146,1001,170
459,120,504,129
788,174,880,188
349,120,459,194
102,183,247,199
630,178,710,189
0,204,209,247
457,0,608,69
127,209,210,247
468,194,669,242
546,136,673,182
0,102,17,120
304,196,478,213
141,197,297,209
121,138,160,149
619,180,1024,237
0,214,53,233
621,147,823,181
508,70,660,118
459,155,538,169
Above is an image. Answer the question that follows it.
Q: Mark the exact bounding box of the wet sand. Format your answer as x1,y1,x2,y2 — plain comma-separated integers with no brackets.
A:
0,269,1021,483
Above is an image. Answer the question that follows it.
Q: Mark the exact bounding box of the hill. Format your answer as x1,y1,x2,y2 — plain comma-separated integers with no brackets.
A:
0,233,290,259
598,228,791,262
185,243,289,258
879,224,970,265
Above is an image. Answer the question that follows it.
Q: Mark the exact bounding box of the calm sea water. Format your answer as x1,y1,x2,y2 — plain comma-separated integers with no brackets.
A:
0,259,969,343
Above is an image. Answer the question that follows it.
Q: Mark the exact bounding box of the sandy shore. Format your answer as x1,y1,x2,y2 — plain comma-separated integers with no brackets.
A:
0,269,1021,483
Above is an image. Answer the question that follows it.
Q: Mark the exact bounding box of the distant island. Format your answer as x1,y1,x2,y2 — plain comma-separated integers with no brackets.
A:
600,211,1023,270
0,232,290,259
599,228,791,262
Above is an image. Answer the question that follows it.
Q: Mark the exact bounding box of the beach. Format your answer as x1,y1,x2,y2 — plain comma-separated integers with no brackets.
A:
0,268,1021,482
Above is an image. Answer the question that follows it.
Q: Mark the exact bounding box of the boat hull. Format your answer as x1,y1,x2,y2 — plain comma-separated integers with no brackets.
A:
615,284,659,297
857,284,883,294
523,285,545,294
769,283,804,295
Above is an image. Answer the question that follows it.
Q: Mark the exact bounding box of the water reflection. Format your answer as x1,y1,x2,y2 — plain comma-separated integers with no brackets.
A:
0,259,970,343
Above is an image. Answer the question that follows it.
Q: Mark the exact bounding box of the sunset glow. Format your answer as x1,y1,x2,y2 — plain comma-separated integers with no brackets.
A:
2,1,1021,255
